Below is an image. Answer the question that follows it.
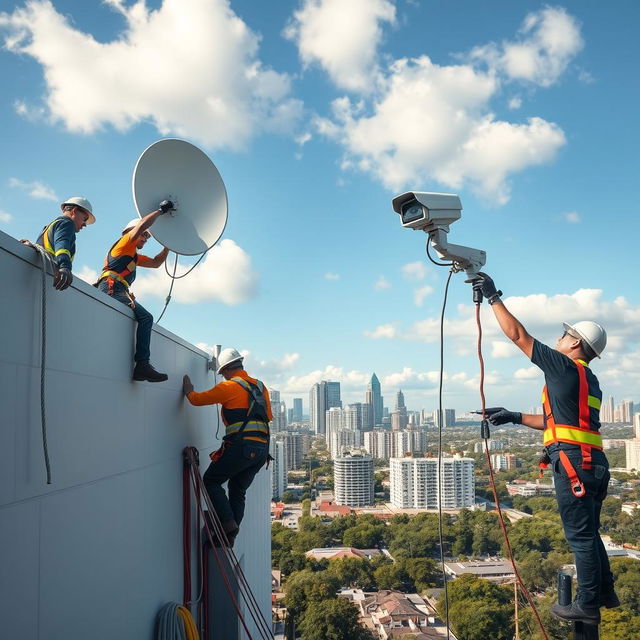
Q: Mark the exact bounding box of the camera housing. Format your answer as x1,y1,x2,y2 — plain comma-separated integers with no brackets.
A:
391,190,486,277
392,192,462,232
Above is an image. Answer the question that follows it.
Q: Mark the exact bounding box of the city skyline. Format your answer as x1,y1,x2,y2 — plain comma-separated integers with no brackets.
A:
1,1,639,412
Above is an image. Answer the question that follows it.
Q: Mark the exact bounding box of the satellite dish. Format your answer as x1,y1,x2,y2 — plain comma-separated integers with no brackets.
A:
132,139,228,256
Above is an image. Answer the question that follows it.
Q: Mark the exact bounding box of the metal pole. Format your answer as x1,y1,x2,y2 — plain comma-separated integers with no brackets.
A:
513,581,520,640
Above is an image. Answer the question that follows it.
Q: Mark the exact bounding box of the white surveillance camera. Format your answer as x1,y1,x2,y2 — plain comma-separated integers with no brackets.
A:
391,190,486,277
392,192,462,232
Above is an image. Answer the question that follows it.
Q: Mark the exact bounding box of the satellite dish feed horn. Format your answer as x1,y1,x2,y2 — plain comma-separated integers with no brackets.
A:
132,139,228,256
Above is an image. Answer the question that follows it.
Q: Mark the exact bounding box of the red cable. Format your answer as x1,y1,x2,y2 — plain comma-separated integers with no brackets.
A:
183,457,192,607
185,447,272,639
475,304,549,640
186,459,255,640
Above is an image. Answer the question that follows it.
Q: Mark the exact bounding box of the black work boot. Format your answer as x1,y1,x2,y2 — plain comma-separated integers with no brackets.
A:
551,601,600,625
222,519,240,547
600,590,621,609
133,360,168,382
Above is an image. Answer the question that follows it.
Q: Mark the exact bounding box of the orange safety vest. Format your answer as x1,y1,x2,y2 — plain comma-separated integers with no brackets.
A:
541,359,602,497
98,238,139,289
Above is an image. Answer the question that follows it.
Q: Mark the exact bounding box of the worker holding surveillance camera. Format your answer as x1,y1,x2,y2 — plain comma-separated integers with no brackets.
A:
471,272,617,626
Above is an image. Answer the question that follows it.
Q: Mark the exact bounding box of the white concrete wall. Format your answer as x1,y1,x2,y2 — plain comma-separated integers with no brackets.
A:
0,230,271,640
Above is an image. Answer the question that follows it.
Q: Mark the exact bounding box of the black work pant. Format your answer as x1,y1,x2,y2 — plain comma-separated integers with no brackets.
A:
548,444,614,610
203,438,268,526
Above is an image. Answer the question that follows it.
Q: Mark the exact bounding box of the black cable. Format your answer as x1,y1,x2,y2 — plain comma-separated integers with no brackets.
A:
437,268,454,640
156,252,178,323
426,235,454,267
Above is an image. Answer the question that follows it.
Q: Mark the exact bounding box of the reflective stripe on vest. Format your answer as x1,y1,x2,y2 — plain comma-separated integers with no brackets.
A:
541,359,602,451
39,218,75,262
224,420,269,438
98,238,138,287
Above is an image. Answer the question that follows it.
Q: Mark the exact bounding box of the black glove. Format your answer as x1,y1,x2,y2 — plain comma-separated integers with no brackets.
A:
54,267,73,291
485,407,522,426
471,272,503,305
159,199,175,214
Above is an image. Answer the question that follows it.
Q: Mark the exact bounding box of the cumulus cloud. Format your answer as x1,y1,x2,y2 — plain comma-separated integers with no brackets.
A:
364,323,396,339
402,261,429,281
0,210,13,223
133,239,258,304
8,177,58,201
563,211,581,223
313,6,581,204
325,272,340,280
0,0,302,148
284,0,395,92
491,340,519,359
374,275,391,290
76,265,99,285
514,366,541,380
508,96,522,110
472,7,584,87
282,365,370,394
413,285,434,307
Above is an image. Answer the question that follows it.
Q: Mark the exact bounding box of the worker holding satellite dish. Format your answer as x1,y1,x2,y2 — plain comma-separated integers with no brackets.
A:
96,200,174,382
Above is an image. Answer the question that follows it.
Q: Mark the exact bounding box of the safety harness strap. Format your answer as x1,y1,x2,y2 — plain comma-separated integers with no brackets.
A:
559,450,586,498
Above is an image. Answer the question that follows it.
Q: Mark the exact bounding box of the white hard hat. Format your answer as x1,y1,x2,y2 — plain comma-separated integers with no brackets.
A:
123,218,141,234
563,321,607,358
216,347,244,374
61,197,95,225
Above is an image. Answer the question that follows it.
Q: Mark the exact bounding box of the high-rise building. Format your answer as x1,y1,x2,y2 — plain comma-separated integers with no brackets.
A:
601,396,615,423
292,398,303,422
326,406,344,436
328,429,363,460
343,403,372,431
280,433,303,470
620,400,634,424
491,453,517,471
396,389,406,411
433,409,455,428
363,430,392,460
269,389,286,433
635,413,640,439
310,382,328,436
334,452,374,507
369,374,384,427
270,439,287,500
327,382,342,410
310,381,341,435
625,440,640,473
390,455,475,509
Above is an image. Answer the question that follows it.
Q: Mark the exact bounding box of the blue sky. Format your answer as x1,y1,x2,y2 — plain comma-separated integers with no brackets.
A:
1,0,639,415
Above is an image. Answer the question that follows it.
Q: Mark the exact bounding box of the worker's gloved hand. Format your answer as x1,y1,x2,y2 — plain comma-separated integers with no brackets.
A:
182,374,194,396
471,272,502,305
159,199,175,214
486,408,522,426
54,267,73,291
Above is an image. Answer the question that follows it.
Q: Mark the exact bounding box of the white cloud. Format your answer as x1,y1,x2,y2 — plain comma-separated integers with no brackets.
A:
508,96,522,109
563,211,581,223
313,7,581,204
8,177,58,201
493,7,584,87
133,239,258,305
317,57,566,203
284,0,395,92
0,210,13,223
282,365,370,394
76,265,99,284
364,323,396,339
325,272,340,280
374,275,391,290
514,366,541,380
0,0,302,149
402,261,429,281
413,285,434,307
491,340,519,359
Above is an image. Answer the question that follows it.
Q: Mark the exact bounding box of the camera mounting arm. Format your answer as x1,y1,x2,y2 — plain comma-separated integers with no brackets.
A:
429,228,486,278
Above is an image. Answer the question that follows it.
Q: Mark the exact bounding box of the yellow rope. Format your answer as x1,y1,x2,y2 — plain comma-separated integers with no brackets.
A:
177,606,200,640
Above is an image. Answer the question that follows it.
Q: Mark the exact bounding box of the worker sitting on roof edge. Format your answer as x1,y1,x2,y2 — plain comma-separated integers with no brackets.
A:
471,272,619,626
35,196,96,290
182,348,272,547
96,200,172,383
